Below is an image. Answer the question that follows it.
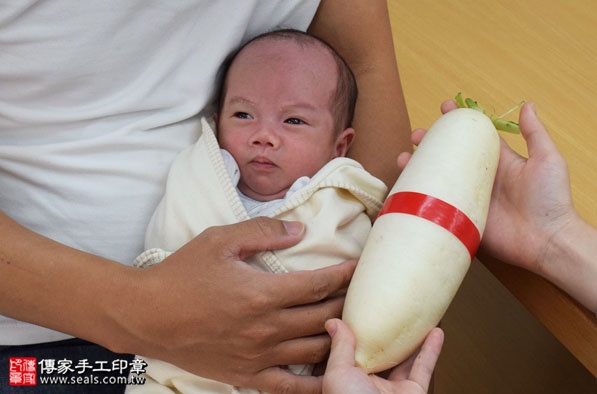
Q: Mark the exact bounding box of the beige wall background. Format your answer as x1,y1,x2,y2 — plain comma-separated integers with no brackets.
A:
388,1,597,393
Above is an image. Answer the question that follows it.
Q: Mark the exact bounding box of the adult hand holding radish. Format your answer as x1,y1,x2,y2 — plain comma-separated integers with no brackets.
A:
402,100,597,315
323,319,444,394
342,97,505,373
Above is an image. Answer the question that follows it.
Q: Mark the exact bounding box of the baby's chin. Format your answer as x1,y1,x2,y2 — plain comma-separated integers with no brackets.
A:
239,183,289,202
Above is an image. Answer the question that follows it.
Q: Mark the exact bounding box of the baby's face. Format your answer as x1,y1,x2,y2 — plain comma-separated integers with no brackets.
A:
218,39,351,202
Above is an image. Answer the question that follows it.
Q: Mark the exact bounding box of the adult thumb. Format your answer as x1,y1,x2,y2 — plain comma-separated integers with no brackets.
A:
519,102,559,159
326,318,357,371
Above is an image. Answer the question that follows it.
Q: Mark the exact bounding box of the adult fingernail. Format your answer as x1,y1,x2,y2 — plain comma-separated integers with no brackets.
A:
283,221,304,236
325,319,338,337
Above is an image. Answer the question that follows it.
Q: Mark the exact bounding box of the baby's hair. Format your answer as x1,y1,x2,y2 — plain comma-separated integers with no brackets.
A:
217,29,358,133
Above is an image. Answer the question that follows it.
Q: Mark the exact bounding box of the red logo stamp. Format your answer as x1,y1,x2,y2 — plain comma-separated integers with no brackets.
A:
9,357,37,386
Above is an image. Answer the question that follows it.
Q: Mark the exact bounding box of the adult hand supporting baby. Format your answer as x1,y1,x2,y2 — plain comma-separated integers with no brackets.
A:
129,217,355,394
0,213,351,393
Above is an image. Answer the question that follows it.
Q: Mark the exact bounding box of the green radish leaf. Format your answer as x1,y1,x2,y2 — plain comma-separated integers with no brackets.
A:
493,119,521,133
454,92,523,134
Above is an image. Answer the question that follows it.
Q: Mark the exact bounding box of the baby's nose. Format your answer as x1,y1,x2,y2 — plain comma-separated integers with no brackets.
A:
250,126,280,148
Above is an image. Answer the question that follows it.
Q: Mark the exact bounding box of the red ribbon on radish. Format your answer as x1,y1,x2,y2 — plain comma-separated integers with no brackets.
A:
378,191,480,260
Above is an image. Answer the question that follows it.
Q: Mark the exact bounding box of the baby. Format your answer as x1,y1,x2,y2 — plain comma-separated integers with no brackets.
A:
128,30,387,394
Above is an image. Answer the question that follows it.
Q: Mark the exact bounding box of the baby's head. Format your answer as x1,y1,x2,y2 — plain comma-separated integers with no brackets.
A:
216,29,357,202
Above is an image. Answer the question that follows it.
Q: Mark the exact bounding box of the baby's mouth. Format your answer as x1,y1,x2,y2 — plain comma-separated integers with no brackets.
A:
250,156,276,169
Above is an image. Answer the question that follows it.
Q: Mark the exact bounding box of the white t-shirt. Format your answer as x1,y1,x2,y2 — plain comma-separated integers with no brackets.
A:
0,0,320,345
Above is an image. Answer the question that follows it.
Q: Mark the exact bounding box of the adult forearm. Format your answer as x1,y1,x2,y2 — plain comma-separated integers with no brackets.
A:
0,211,137,351
541,214,597,313
309,0,411,188
349,61,411,188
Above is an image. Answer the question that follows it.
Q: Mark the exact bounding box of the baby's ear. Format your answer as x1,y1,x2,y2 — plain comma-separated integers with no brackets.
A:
213,112,219,124
335,127,355,157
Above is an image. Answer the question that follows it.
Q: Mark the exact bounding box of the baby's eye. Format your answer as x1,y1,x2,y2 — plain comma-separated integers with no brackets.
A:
285,118,305,125
234,112,253,119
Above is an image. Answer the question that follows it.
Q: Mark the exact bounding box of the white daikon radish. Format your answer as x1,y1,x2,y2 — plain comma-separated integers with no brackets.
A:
342,97,519,373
